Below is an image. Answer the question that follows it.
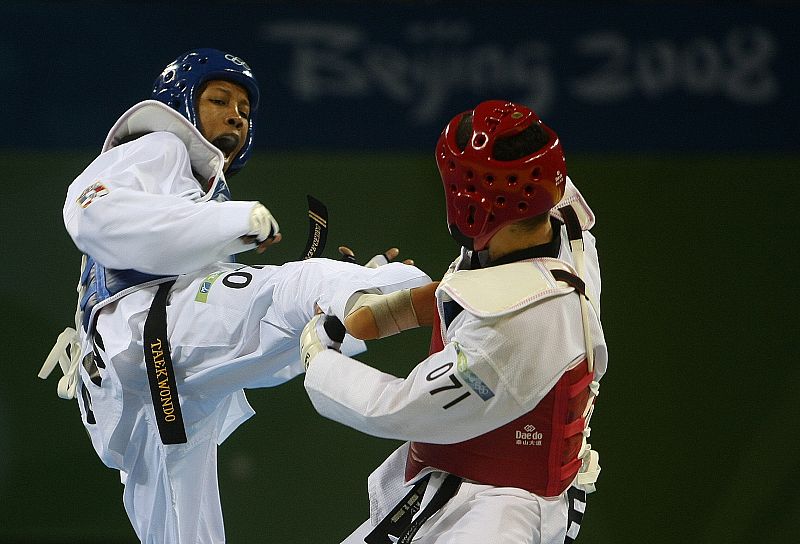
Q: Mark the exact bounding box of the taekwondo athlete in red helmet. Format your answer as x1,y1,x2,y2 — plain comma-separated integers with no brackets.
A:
39,48,430,544
302,100,608,543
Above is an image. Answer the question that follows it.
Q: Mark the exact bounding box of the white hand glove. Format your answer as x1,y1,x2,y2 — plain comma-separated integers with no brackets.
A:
248,203,280,243
300,314,346,370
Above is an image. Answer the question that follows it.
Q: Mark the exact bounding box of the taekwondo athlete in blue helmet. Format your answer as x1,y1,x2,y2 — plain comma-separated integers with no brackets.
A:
40,48,431,544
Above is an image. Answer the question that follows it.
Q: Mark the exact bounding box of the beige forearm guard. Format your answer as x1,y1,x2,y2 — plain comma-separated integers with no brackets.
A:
344,289,419,340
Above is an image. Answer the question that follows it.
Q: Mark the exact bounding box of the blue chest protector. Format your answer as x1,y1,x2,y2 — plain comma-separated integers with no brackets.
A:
79,257,169,331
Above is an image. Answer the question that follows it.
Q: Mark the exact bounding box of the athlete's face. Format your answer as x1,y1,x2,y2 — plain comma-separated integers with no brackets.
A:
196,80,251,172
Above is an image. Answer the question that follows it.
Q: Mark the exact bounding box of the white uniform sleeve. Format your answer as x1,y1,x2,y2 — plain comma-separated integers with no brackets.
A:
305,339,519,444
304,295,600,444
64,132,257,274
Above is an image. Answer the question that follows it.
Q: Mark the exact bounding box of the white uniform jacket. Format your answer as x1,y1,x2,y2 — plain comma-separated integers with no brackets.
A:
305,180,608,543
64,100,260,275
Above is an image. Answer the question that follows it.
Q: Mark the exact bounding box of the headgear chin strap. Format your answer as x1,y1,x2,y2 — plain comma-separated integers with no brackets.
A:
436,100,567,251
151,48,259,175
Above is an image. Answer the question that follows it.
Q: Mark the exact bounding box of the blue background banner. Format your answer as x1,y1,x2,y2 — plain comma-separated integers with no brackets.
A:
2,1,798,152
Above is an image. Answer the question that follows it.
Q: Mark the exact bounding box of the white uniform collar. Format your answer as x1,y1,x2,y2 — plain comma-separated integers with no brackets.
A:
550,176,595,230
102,100,225,183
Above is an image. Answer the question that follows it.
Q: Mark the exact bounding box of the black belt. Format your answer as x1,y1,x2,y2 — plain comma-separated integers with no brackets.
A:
143,279,186,444
301,194,328,260
564,486,587,544
365,473,462,544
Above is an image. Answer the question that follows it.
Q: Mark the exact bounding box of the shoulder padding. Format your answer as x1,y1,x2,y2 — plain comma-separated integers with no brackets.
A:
438,258,579,318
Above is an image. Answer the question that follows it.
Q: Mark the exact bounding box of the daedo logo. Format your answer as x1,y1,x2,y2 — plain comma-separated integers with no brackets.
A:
515,424,543,446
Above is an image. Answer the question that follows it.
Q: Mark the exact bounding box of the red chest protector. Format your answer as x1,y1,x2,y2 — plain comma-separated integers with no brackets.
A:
405,304,595,498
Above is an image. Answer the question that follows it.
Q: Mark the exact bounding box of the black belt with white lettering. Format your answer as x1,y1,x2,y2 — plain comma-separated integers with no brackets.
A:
143,279,186,445
365,473,462,543
301,194,328,260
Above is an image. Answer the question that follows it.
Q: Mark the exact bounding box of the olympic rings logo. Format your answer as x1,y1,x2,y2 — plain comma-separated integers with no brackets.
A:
225,54,250,69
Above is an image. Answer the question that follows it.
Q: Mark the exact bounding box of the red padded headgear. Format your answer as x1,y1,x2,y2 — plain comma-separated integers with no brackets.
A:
436,100,566,251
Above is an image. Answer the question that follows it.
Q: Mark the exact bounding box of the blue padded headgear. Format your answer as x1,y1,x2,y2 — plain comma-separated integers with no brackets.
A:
152,48,260,175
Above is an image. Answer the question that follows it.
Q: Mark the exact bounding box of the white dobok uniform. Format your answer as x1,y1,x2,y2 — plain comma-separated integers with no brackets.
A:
45,101,431,544
305,181,607,544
